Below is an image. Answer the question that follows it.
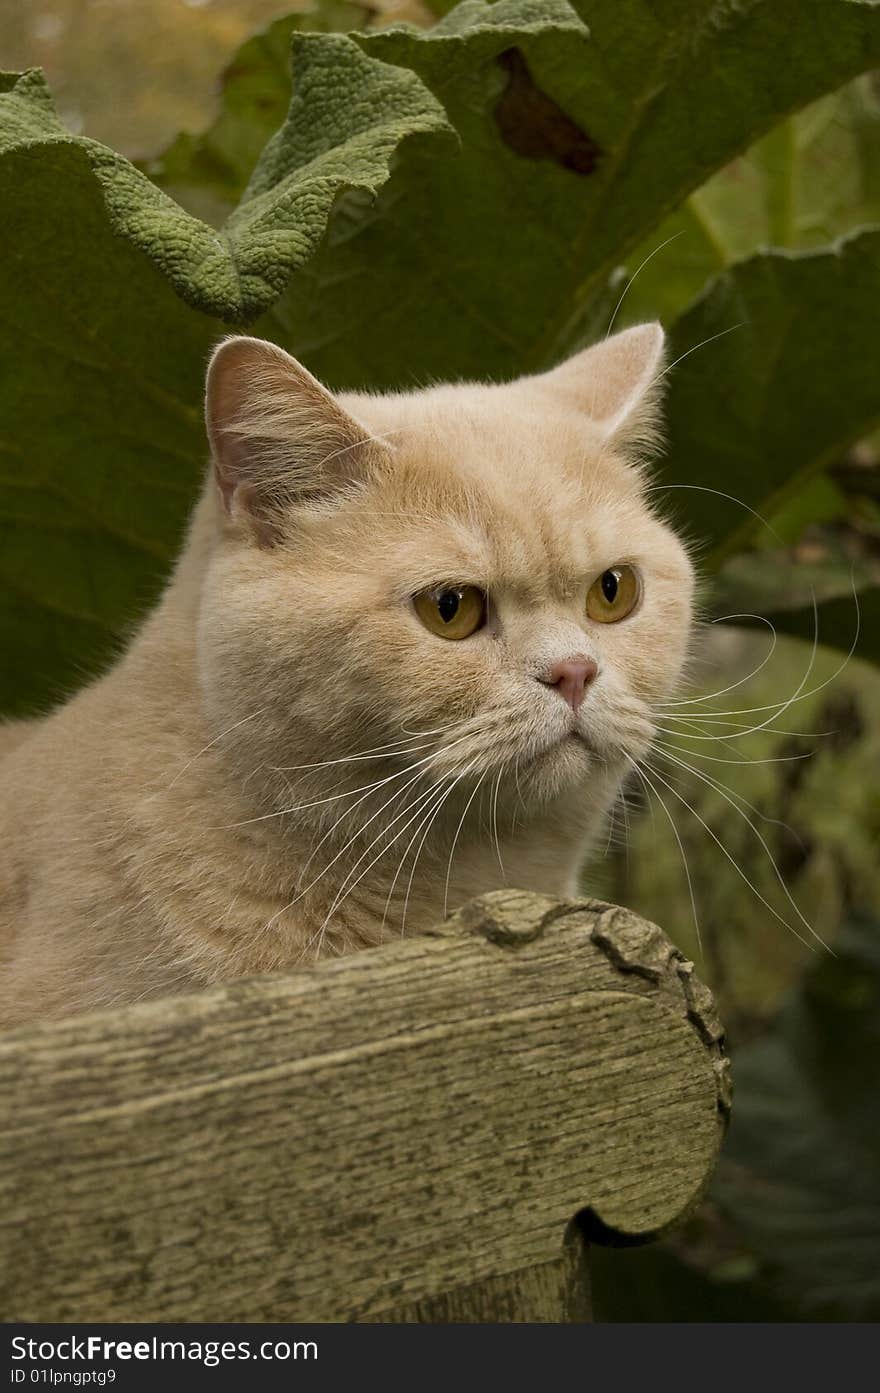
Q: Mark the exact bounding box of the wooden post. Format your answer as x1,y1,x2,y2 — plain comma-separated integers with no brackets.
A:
0,891,729,1322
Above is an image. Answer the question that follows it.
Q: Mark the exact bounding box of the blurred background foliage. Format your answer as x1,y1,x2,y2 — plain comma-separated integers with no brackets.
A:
1,0,878,1321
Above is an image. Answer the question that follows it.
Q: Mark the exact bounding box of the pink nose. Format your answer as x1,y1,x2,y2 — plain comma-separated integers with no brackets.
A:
542,657,598,713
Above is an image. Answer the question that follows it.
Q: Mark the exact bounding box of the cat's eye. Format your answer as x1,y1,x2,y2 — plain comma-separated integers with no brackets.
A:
413,585,487,640
586,566,641,624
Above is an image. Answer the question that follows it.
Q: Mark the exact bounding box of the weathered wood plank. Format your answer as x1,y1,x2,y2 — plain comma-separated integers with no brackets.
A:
0,892,728,1322
376,1225,593,1323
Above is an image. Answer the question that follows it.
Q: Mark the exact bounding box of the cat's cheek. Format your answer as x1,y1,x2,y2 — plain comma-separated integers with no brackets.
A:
608,586,693,702
625,638,688,702
350,617,496,728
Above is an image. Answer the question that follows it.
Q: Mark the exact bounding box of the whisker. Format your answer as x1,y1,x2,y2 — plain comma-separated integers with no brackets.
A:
401,763,480,938
490,767,506,879
658,594,822,735
601,798,617,858
655,716,834,743
662,581,860,733
650,743,826,942
627,757,702,952
299,771,450,960
653,322,747,385
159,707,268,793
263,715,500,937
660,614,779,708
321,762,475,950
272,735,437,773
652,747,806,846
353,511,452,522
264,763,431,932
640,754,825,954
381,773,461,935
399,719,471,737
513,754,527,824
653,737,814,767
315,427,404,471
320,756,471,916
443,769,490,919
224,722,488,831
618,775,632,872
646,480,782,546
604,230,684,339
215,758,422,830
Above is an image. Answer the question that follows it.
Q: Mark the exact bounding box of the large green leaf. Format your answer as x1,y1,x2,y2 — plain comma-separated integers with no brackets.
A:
0,142,218,716
658,230,880,560
750,588,880,663
621,71,880,326
261,0,880,385
710,545,879,664
0,40,449,323
144,2,375,227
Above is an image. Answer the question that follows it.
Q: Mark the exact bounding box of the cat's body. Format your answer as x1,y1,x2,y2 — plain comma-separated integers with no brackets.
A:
0,325,693,1026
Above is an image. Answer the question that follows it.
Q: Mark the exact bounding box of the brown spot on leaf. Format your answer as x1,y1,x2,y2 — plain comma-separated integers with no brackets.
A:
494,48,602,175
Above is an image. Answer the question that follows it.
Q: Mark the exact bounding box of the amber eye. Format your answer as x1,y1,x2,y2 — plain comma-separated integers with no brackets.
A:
413,585,486,640
586,565,641,624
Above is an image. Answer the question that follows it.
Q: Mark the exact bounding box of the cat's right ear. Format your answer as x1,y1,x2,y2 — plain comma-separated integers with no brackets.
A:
205,336,376,544
539,323,666,456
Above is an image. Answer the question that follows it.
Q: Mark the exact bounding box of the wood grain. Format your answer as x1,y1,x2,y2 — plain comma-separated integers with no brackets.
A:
0,891,729,1322
372,1224,594,1322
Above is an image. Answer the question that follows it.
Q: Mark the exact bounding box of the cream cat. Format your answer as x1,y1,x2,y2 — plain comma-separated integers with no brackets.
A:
0,324,693,1026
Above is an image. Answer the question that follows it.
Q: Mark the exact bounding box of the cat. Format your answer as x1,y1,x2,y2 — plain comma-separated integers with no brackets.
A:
0,323,694,1026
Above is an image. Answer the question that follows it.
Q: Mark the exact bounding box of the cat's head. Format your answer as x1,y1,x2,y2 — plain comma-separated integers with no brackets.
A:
198,328,693,828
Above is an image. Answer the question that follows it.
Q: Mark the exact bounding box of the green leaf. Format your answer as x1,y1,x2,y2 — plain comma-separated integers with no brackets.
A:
757,587,880,663
621,71,880,326
0,41,450,323
0,137,219,717
144,2,375,226
657,230,880,560
759,474,853,545
715,909,880,1318
259,0,880,386
709,545,879,664
712,551,868,616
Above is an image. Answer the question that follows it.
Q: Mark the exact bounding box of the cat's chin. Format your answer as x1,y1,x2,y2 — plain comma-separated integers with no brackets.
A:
513,729,596,804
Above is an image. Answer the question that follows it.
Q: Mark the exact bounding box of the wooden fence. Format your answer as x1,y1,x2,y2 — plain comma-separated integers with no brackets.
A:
0,890,729,1322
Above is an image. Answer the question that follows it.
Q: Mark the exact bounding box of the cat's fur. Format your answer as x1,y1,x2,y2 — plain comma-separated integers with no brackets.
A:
0,324,693,1026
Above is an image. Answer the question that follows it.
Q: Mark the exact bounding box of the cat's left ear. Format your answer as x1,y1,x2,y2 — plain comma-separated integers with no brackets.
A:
539,323,665,450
